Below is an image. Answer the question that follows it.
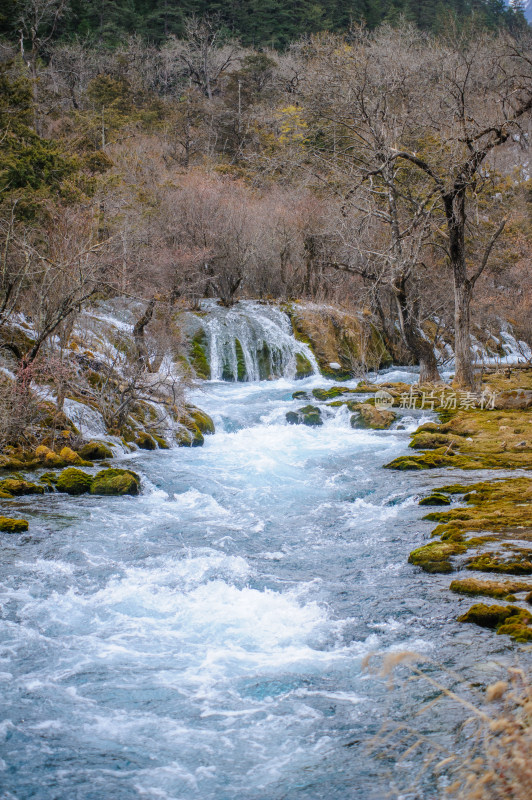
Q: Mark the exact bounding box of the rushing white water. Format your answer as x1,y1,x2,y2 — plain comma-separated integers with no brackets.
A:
201,301,319,381
1,365,525,800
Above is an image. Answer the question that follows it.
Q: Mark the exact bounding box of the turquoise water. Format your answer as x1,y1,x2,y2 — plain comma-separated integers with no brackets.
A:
0,372,521,799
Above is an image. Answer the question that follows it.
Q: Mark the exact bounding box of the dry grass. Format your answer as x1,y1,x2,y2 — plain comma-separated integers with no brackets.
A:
363,651,532,800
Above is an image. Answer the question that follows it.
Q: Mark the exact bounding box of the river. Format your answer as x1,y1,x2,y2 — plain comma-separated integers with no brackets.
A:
0,369,522,800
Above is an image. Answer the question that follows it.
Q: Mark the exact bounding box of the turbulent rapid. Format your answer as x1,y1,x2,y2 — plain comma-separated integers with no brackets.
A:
0,305,523,799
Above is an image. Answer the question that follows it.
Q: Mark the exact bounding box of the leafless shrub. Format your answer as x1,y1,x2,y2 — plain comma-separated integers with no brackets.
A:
363,651,532,800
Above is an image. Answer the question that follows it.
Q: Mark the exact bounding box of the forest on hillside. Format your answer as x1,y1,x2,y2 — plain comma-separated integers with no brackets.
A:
1,0,529,47
0,0,531,444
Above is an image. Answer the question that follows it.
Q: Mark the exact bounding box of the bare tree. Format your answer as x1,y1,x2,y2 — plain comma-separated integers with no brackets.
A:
11,207,107,373
304,25,532,387
165,16,242,101
17,0,69,131
305,28,442,381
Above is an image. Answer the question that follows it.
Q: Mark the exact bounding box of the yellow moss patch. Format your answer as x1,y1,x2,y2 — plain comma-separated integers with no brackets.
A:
458,602,532,642
0,516,29,533
386,409,532,471
450,577,532,599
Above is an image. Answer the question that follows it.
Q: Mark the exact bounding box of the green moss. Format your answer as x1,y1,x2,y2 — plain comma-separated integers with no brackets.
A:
135,432,157,450
235,339,247,382
312,387,347,401
408,541,467,573
153,435,169,449
388,409,532,471
292,390,308,400
175,427,204,447
221,356,234,381
0,478,44,496
386,456,428,471
419,493,451,506
458,603,532,642
56,468,93,496
0,516,29,533
466,553,532,575
78,441,113,460
90,468,140,496
295,352,313,379
187,407,215,435
190,329,211,380
410,432,458,450
58,447,93,467
286,404,323,427
458,603,516,628
38,472,58,491
256,342,272,380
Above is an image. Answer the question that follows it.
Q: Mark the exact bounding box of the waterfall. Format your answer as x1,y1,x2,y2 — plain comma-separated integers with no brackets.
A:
200,301,319,381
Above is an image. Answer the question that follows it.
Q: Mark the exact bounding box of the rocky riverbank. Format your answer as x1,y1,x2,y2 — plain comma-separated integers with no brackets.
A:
386,367,532,643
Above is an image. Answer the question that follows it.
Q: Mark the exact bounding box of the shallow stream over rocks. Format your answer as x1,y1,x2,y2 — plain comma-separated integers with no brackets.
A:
0,369,527,799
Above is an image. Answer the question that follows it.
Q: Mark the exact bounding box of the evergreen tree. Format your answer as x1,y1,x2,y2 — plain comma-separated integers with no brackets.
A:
0,0,528,50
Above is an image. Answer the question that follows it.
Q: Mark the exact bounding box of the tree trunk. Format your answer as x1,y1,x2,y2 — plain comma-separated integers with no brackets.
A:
133,298,156,371
394,276,441,384
418,348,441,384
444,190,475,389
454,278,475,388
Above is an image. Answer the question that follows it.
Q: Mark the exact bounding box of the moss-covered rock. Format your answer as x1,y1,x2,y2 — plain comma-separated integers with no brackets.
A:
408,541,467,573
153,434,169,449
419,493,451,506
34,445,65,467
295,352,313,379
90,468,140,496
0,478,44,496
410,432,458,450
450,577,532,599
458,603,516,628
286,405,323,427
59,447,92,466
38,472,58,491
292,390,308,400
387,408,532,471
288,304,391,377
312,386,348,401
78,441,113,460
175,427,204,447
56,468,93,495
351,404,396,430
387,456,429,471
135,432,157,450
0,516,29,533
466,553,532,575
458,603,532,642
187,407,215,435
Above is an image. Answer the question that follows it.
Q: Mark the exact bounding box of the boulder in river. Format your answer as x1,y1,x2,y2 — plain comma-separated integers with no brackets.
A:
90,468,140,496
90,468,140,495
350,404,396,430
78,441,114,460
0,478,44,497
0,516,29,533
135,432,157,450
286,405,323,427
56,468,93,495
418,493,451,506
